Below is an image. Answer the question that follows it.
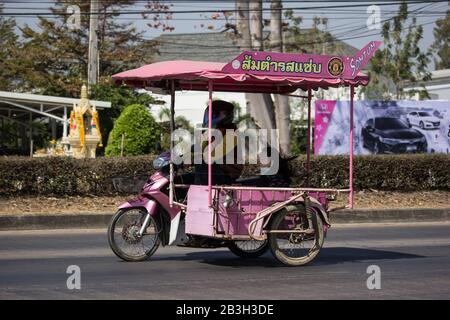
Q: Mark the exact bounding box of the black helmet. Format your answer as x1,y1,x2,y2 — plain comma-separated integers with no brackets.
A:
202,100,235,128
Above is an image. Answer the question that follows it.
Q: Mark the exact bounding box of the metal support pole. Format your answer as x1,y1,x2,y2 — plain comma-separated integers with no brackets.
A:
208,81,213,207
29,112,33,157
62,106,68,153
306,88,312,187
349,85,355,209
169,80,176,207
63,106,68,139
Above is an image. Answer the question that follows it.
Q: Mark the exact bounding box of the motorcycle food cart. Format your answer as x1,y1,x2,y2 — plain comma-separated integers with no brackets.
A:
108,41,381,266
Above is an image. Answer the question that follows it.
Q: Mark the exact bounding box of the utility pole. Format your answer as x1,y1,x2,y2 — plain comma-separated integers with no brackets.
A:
88,0,99,89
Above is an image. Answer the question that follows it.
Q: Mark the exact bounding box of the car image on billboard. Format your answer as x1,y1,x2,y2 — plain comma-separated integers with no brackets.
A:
361,117,428,154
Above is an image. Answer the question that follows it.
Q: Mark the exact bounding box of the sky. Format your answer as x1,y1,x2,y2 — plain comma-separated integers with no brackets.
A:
2,0,449,70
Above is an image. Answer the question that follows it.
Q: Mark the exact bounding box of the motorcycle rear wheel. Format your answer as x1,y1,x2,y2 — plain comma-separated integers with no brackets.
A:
108,209,160,262
268,204,324,266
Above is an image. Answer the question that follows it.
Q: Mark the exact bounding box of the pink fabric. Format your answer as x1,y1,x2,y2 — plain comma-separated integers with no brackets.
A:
112,60,369,92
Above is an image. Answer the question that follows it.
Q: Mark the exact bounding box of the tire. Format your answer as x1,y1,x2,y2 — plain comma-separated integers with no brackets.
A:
362,132,367,149
373,140,381,154
268,204,324,266
228,240,269,258
108,209,160,262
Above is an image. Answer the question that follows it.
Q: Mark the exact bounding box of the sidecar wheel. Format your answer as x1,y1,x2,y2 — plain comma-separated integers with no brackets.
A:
108,209,160,262
228,240,269,258
269,204,324,266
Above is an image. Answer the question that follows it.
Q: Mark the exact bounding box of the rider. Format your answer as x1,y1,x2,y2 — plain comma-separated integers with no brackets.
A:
194,100,243,185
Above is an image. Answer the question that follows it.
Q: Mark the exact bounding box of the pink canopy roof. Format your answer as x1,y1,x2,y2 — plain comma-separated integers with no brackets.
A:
112,60,370,94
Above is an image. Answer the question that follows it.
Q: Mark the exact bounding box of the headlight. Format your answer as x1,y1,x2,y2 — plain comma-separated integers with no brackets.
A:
379,137,398,144
153,157,169,170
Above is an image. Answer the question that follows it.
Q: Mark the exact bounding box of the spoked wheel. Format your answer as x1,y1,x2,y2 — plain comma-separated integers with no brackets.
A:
268,204,324,266
108,209,160,262
228,240,269,258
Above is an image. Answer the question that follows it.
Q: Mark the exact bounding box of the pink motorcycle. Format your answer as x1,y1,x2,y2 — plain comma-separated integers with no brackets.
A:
108,151,330,265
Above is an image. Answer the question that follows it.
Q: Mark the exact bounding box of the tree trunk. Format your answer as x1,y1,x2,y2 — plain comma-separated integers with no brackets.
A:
270,0,291,156
236,0,251,50
249,0,263,51
236,0,276,130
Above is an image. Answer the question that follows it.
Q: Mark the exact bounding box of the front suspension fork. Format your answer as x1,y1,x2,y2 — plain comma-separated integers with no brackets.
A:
138,214,151,236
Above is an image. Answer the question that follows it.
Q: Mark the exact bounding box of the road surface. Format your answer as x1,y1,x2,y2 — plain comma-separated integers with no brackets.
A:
1,222,450,299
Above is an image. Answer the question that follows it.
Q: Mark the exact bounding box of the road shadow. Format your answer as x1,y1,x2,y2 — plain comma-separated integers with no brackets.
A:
187,247,424,268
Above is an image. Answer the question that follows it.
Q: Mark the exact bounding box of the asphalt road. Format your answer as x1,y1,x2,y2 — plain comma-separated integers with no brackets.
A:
1,222,450,300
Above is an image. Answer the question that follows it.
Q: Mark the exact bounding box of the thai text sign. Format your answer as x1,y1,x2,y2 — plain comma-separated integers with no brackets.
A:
222,41,382,80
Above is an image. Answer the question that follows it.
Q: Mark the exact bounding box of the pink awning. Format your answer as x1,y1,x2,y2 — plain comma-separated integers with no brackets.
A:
112,60,369,94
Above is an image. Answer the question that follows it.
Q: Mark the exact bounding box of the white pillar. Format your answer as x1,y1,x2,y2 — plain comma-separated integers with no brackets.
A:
62,106,69,153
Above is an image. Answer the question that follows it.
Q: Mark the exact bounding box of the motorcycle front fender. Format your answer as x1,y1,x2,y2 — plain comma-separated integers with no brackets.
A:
118,196,158,216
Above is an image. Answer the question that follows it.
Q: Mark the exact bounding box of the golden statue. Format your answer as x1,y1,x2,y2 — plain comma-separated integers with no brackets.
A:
68,84,102,158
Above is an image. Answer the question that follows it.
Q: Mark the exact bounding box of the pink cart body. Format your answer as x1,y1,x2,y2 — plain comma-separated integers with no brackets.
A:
185,185,328,239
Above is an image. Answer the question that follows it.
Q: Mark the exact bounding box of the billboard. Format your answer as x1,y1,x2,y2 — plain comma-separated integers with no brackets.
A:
314,100,450,155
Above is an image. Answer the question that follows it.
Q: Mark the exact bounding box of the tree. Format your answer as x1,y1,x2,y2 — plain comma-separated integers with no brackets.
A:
157,107,193,131
16,0,159,97
283,10,338,56
270,0,291,156
433,1,450,70
244,0,276,134
89,83,160,151
362,1,431,99
105,104,161,156
157,107,193,150
0,4,19,91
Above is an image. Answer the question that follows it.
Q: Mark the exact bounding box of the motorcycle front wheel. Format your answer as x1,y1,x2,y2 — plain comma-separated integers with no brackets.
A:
108,209,160,262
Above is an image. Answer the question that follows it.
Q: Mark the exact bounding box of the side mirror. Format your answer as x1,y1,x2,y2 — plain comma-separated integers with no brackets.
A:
367,126,374,132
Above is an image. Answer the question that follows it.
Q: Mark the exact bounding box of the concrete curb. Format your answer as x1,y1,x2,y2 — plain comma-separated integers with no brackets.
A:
331,208,450,224
0,214,112,231
1,208,450,231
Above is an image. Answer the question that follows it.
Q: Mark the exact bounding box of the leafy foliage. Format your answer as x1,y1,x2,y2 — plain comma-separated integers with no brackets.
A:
14,0,158,97
290,121,310,155
1,154,449,196
0,4,19,91
105,104,161,157
89,83,159,151
433,1,450,70
361,1,431,100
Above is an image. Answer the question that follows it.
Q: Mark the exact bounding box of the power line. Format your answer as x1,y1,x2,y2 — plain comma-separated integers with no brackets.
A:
154,19,439,55
1,0,448,16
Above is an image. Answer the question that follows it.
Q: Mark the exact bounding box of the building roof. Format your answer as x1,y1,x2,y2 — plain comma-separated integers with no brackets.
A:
405,68,450,89
152,31,359,63
0,91,111,109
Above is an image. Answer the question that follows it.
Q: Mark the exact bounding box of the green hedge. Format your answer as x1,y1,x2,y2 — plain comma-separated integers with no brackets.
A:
287,154,450,191
0,154,449,196
0,156,155,196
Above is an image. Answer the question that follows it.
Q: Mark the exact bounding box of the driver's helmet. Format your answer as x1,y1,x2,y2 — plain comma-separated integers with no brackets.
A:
202,100,235,129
